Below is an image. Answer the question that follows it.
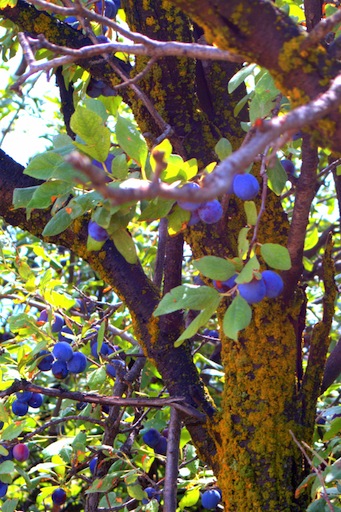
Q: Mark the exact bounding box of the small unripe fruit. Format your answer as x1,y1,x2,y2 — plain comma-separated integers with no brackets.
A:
233,173,260,201
13,443,30,462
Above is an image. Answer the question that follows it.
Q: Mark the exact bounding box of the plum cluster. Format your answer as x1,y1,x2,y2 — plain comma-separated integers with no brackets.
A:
178,183,223,225
87,77,116,98
142,428,167,455
201,489,222,510
37,342,88,380
214,269,283,304
12,392,43,417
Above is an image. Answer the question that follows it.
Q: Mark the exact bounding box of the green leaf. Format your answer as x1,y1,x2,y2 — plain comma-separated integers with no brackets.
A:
13,187,39,209
223,295,252,341
1,422,25,440
193,256,236,281
71,106,111,161
215,138,232,161
127,483,146,500
154,285,220,316
83,98,108,122
27,181,73,209
112,229,137,264
24,152,64,180
42,208,73,236
267,158,288,195
0,461,15,474
111,154,128,179
116,115,148,170
237,227,250,259
179,487,200,510
261,243,291,270
174,302,220,346
2,499,18,512
139,198,174,222
244,201,258,226
182,158,198,180
167,205,190,235
235,255,260,284
228,64,257,93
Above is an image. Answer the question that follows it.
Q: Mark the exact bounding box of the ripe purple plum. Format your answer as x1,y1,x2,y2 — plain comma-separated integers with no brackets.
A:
37,309,48,324
213,274,237,293
28,393,43,408
238,278,266,304
52,488,67,505
37,350,54,371
88,220,109,242
198,200,223,224
143,428,161,448
52,360,69,379
233,173,260,201
53,342,73,362
51,313,65,333
262,270,284,298
201,489,222,510
16,391,33,403
178,183,203,212
106,359,125,378
142,487,160,504
0,481,8,498
67,352,87,373
280,159,296,177
90,456,98,474
13,443,30,462
12,400,29,416
58,326,73,343
154,436,167,455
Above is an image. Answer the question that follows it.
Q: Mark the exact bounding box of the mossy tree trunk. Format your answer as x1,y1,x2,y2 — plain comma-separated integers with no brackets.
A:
0,0,339,510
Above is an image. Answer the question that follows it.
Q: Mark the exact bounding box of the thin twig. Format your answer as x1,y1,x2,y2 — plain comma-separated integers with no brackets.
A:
289,430,335,512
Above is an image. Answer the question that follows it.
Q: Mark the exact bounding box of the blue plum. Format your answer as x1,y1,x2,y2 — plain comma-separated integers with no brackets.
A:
53,342,73,362
52,360,69,379
37,350,54,371
213,274,237,293
52,488,67,505
198,200,223,224
238,278,266,304
12,400,29,416
143,428,161,448
0,481,8,498
142,487,160,504
88,220,109,242
67,352,87,373
28,393,43,408
178,183,203,212
90,456,98,474
201,489,221,510
280,159,295,177
16,391,33,403
51,313,65,333
154,436,167,455
58,326,73,343
262,270,284,298
233,173,260,200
